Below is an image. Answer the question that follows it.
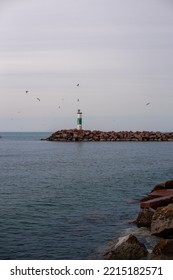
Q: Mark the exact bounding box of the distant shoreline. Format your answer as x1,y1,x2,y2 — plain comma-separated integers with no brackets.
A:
43,129,173,142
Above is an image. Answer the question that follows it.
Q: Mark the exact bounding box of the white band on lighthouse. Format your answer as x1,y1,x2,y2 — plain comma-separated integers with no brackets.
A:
77,109,82,130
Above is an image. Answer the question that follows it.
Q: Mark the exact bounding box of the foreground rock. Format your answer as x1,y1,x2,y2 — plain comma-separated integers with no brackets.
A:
150,239,173,260
103,234,148,260
132,179,173,260
44,129,173,142
140,180,173,210
99,179,173,259
151,180,173,191
151,204,173,237
140,195,173,210
135,208,155,228
135,180,173,232
101,179,173,260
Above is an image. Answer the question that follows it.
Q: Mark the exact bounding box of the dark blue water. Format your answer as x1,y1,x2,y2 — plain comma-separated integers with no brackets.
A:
0,132,172,259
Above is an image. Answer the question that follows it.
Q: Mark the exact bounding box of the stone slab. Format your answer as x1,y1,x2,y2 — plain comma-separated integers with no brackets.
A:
140,195,173,209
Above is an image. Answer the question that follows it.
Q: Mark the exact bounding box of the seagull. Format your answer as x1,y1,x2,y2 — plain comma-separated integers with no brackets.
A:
76,83,79,87
37,98,40,101
146,102,150,106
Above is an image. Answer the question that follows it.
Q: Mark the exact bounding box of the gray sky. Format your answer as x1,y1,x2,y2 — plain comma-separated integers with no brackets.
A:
0,0,173,132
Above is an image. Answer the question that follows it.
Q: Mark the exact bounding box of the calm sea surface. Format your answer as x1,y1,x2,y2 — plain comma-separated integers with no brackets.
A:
0,132,172,259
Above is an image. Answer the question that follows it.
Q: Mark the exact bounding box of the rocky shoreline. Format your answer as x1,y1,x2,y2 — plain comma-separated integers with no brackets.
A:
43,129,173,142
103,180,173,260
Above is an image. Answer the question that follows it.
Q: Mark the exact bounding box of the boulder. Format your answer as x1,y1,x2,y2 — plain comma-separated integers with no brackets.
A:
104,234,148,260
150,239,173,260
140,195,154,202
140,195,173,210
165,180,173,189
151,180,173,192
150,189,173,197
135,208,154,227
151,204,173,237
151,182,166,191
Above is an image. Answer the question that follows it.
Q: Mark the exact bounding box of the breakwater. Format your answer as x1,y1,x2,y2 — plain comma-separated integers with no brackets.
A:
44,129,173,142
103,180,173,260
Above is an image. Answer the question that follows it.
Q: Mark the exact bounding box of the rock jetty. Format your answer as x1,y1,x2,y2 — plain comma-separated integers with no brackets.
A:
103,179,173,260
137,180,173,238
137,180,173,259
44,129,173,142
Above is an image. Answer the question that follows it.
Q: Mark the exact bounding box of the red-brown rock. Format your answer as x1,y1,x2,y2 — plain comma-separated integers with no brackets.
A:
140,182,173,209
45,130,173,142
140,195,173,210
165,180,173,189
151,204,173,237
150,189,173,197
151,180,173,192
150,239,173,260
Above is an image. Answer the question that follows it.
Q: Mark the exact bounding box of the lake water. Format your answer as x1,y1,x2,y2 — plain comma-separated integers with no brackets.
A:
0,132,172,259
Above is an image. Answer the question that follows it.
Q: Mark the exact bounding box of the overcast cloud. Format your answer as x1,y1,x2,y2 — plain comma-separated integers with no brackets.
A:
0,0,173,131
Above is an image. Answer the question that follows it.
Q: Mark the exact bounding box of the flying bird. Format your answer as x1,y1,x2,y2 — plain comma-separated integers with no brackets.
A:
37,98,40,101
26,90,29,93
146,102,150,106
76,83,79,87
77,98,79,102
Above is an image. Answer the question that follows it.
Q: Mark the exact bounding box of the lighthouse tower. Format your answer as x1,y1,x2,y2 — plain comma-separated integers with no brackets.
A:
77,109,82,130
